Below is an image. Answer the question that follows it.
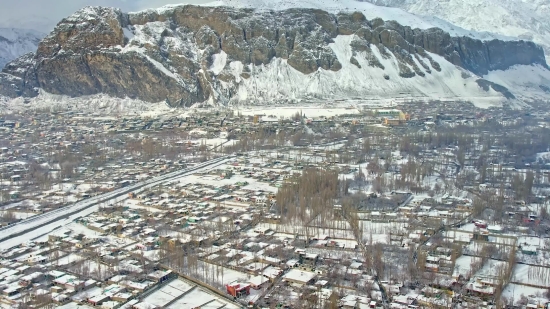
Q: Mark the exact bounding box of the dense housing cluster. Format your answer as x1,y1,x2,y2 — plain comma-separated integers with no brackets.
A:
0,102,550,309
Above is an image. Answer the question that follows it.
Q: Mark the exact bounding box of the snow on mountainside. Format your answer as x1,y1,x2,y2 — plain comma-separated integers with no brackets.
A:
195,0,512,41
484,65,550,101
0,28,44,69
360,0,550,61
1,3,548,108
211,36,506,107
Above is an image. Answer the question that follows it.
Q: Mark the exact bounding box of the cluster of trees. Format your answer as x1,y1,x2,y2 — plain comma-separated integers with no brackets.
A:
0,210,17,224
275,168,339,224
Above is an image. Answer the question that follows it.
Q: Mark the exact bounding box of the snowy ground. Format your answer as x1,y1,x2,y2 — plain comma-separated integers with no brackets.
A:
475,259,508,278
0,211,35,220
453,255,481,279
196,260,250,286
0,199,41,210
68,258,116,280
123,199,165,213
256,222,355,239
235,106,361,119
53,253,84,267
502,283,549,306
174,169,277,193
512,264,550,288
143,279,195,307
502,284,549,307
167,283,240,309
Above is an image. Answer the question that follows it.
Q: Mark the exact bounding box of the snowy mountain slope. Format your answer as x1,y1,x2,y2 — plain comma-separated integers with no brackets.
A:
193,0,512,41
0,28,44,69
360,0,550,61
1,91,175,116
216,35,506,107
1,4,548,108
484,65,550,102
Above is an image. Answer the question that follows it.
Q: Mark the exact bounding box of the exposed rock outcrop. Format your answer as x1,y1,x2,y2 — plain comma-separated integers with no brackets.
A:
476,79,516,99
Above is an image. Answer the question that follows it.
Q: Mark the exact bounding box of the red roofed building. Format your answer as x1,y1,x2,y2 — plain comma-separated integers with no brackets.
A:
226,282,251,298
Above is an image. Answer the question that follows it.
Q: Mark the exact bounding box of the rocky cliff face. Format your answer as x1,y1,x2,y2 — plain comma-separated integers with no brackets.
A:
0,5,547,106
360,0,550,63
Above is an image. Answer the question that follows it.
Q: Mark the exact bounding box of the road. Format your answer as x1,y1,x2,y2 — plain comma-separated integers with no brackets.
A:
411,186,484,263
0,155,235,251
412,213,475,264
340,210,390,307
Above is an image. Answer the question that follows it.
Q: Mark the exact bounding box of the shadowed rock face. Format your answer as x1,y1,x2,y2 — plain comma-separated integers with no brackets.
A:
0,5,547,106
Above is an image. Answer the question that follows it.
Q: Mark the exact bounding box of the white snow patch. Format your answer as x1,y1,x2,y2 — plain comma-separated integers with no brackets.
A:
484,64,550,101
229,61,244,83
536,152,550,163
210,51,228,75
117,44,187,86
122,27,134,40
142,54,183,83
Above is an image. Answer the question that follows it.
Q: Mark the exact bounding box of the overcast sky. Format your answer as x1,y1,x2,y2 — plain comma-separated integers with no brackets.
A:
0,0,212,32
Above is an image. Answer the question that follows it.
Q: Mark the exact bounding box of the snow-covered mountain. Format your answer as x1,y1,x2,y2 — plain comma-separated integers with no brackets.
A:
0,2,549,108
0,28,44,69
359,0,550,61
198,0,513,41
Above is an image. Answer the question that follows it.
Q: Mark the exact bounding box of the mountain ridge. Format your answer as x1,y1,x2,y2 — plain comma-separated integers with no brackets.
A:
197,0,517,42
0,4,548,107
358,0,550,62
0,28,44,69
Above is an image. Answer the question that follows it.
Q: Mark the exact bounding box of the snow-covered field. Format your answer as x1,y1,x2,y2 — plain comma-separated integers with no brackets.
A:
453,255,481,279
512,264,550,288
167,283,240,309
196,260,250,286
143,279,195,307
123,199,165,213
257,222,356,239
0,211,35,220
502,283,548,306
0,199,41,211
53,253,84,267
2,90,400,117
475,259,508,278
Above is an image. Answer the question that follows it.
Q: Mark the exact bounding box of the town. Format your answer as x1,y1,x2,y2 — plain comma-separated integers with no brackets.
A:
0,100,550,309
